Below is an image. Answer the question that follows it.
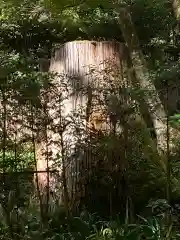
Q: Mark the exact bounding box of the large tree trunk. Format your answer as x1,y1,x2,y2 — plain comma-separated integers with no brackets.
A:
49,40,127,210
46,38,180,210
50,40,126,127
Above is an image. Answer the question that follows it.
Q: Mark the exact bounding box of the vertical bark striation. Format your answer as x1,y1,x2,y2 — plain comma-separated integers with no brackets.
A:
49,40,126,209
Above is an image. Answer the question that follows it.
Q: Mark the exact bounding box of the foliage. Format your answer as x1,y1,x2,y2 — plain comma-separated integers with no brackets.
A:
1,204,180,239
1,0,180,239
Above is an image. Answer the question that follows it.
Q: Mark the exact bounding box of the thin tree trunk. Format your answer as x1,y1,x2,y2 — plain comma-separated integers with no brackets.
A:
1,88,14,238
166,83,171,225
42,86,50,223
59,100,69,216
30,104,44,223
115,5,168,152
1,89,7,174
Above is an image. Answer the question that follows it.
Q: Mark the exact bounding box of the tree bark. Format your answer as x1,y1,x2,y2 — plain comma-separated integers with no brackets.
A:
49,40,126,208
115,5,169,152
173,0,180,21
